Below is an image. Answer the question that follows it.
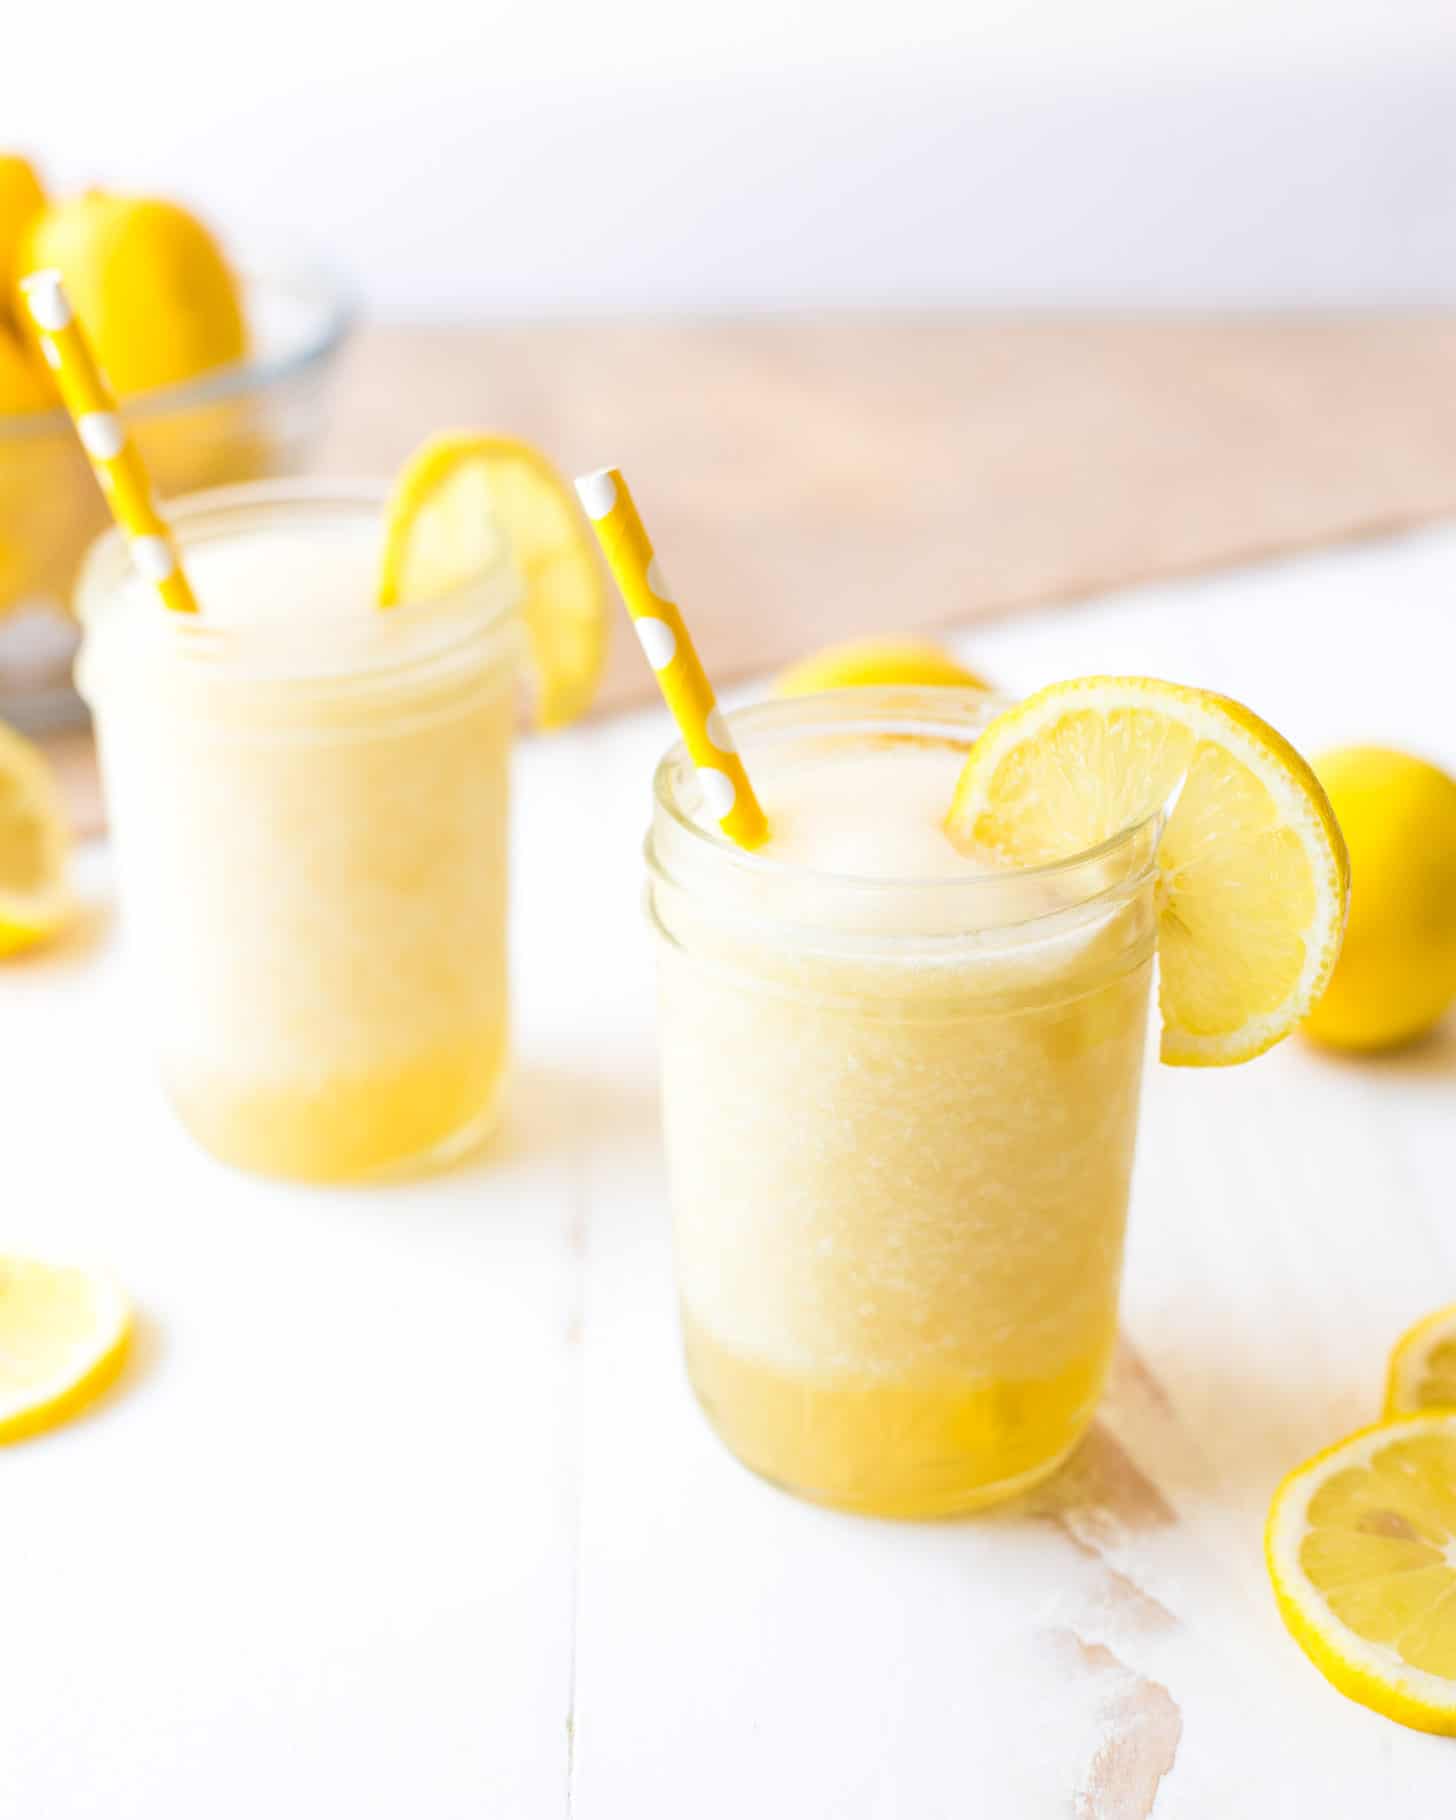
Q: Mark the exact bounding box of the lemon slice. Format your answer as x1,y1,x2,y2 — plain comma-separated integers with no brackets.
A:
946,677,1349,1065
378,432,607,729
1386,1305,1456,1417
1266,1413,1456,1735
0,720,69,957
773,637,991,697
0,1257,132,1443
0,152,47,305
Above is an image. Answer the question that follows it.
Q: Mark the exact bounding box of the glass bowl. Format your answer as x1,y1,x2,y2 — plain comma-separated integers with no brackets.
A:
0,259,353,728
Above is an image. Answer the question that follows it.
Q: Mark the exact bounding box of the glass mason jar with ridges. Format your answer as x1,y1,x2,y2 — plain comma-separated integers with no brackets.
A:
76,480,520,1182
646,689,1159,1517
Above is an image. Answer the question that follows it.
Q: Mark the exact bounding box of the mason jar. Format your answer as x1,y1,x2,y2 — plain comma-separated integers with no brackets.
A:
76,480,520,1182
646,689,1159,1516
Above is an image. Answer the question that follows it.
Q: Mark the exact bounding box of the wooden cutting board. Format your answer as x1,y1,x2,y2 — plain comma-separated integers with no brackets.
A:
46,314,1456,835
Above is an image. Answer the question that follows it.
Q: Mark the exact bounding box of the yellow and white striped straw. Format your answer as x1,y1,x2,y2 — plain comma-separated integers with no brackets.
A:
575,466,768,850
20,270,199,615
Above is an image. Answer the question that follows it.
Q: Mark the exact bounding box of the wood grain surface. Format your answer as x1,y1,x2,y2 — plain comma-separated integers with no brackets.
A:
319,318,1456,714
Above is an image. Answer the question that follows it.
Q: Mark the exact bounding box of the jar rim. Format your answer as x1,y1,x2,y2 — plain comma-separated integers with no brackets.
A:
74,478,519,699
650,687,1164,899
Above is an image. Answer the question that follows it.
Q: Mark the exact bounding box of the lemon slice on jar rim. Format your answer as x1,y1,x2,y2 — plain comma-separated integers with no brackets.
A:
946,676,1349,1065
378,432,608,729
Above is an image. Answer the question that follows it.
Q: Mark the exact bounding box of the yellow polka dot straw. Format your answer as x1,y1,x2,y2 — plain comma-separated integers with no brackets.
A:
575,466,768,850
19,270,199,615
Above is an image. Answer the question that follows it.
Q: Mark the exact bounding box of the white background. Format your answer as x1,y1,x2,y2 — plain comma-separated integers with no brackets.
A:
10,1,1456,316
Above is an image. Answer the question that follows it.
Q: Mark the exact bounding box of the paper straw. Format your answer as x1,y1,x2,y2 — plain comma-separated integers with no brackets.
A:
19,270,199,615
576,466,768,850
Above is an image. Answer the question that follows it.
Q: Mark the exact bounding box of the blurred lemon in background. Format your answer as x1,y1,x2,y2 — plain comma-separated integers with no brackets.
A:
0,718,69,956
17,191,247,397
0,319,55,413
0,156,56,417
0,154,46,317
134,401,277,502
0,310,80,602
1,167,272,624
1303,745,1456,1051
773,636,990,697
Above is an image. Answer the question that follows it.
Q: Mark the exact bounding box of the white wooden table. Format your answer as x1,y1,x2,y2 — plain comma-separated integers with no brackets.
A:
5,526,1455,1817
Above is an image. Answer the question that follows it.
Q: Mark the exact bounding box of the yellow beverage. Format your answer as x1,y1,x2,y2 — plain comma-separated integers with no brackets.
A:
647,691,1157,1516
75,482,519,1182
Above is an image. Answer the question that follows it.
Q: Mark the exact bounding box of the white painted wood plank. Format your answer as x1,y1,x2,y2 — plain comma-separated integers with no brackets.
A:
0,736,600,1819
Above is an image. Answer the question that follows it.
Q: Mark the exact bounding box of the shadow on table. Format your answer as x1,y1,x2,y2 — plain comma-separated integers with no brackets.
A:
1023,1327,1373,1537
97,1308,164,1418
455,1058,662,1182
1299,1018,1456,1081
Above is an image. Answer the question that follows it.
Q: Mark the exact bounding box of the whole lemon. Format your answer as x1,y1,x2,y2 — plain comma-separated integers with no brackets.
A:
17,192,247,397
774,636,991,697
1304,746,1456,1051
0,154,46,314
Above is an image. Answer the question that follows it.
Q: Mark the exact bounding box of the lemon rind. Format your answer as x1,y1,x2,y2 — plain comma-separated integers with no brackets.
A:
1265,1412,1456,1736
1385,1303,1456,1418
0,881,71,949
773,638,990,698
0,1268,132,1444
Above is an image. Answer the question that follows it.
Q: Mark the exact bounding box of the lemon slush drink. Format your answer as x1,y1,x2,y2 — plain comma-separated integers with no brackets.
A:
647,690,1158,1516
76,481,519,1181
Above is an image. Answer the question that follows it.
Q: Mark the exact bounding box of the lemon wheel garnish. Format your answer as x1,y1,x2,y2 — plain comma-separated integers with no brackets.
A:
0,719,69,957
1386,1305,1456,1417
946,677,1349,1065
378,432,607,729
773,637,991,697
1266,1412,1456,1736
0,1258,132,1443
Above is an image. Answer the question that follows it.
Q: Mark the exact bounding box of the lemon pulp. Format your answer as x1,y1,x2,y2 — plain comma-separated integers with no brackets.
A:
947,677,1349,1064
1268,1415,1456,1734
684,1316,1112,1517
0,1257,131,1443
167,1029,507,1183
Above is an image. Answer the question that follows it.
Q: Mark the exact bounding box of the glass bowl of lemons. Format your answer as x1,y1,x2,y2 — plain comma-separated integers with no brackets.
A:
0,157,352,726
